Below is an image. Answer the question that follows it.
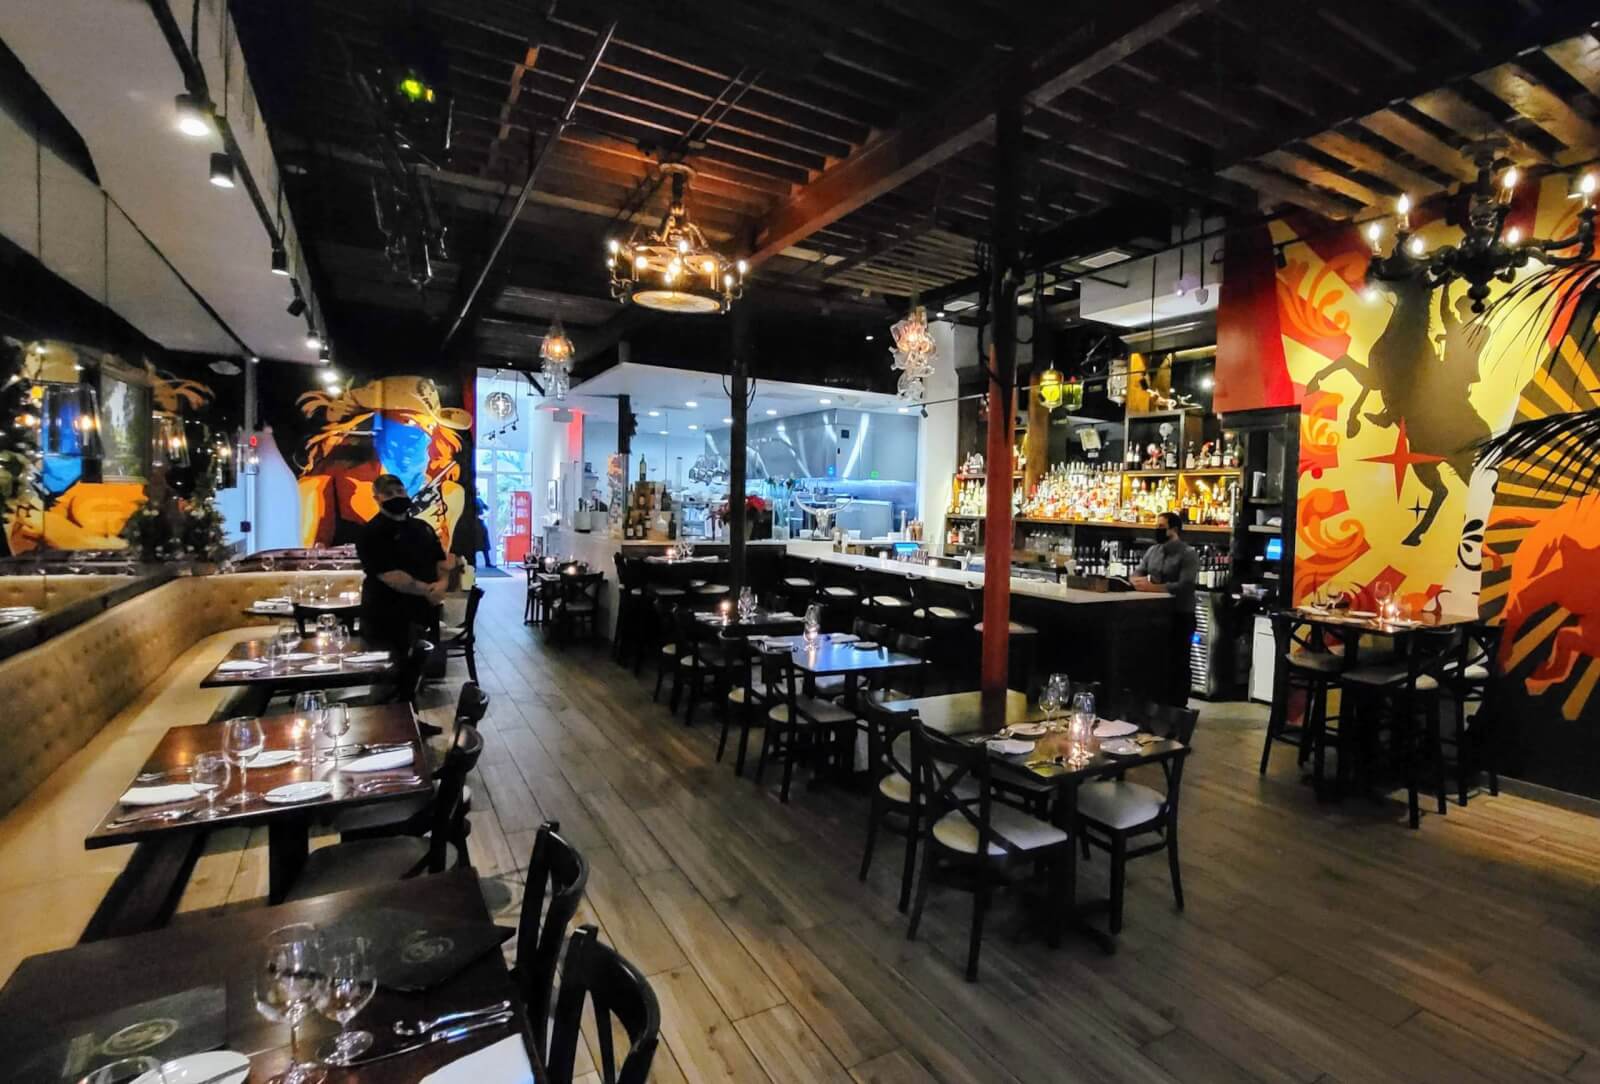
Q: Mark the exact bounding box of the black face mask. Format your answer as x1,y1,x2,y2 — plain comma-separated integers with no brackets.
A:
381,496,412,517
1153,527,1168,544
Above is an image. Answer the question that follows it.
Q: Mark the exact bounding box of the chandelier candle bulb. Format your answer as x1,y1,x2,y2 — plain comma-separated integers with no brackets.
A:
1397,193,1412,230
1501,166,1519,202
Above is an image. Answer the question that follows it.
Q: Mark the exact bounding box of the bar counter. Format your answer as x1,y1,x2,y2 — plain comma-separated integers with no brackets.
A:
796,548,1173,607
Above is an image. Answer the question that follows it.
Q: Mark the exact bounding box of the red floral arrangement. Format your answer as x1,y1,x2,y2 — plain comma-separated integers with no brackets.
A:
715,494,769,518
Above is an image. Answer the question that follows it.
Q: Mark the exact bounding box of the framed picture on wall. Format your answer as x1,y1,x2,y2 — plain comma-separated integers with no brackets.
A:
97,356,151,483
546,478,558,514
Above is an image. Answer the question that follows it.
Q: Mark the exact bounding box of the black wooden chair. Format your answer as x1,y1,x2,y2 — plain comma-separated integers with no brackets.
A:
777,556,820,613
754,644,856,802
515,821,590,1063
284,724,483,901
551,571,605,643
1444,621,1501,805
858,694,925,912
546,925,660,1084
292,602,359,638
720,639,772,775
612,554,650,665
906,717,1071,981
442,586,485,683
1075,699,1198,934
672,606,732,723
650,598,681,704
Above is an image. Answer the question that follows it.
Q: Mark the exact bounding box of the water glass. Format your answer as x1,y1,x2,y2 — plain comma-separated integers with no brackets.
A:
329,624,350,659
292,691,326,764
222,716,265,807
1071,689,1097,721
320,703,351,765
255,924,328,1084
738,586,756,621
82,1058,169,1084
316,936,378,1065
191,752,229,820
277,622,300,660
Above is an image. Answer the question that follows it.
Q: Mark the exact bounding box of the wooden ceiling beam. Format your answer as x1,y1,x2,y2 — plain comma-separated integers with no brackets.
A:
1408,86,1557,165
1472,62,1600,163
1218,162,1361,219
1356,110,1480,183
748,0,1217,266
1544,33,1600,96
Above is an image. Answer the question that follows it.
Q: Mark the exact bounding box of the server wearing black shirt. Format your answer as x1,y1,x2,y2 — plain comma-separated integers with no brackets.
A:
356,474,457,650
1132,511,1199,706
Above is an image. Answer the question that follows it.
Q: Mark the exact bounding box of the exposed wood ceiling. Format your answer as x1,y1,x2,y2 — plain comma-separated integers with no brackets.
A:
234,0,1600,372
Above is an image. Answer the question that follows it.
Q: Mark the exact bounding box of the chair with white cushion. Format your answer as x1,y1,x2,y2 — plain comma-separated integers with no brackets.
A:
1076,699,1197,935
1261,610,1345,783
857,694,923,911
906,717,1071,981
1443,621,1501,805
754,645,856,802
719,639,773,775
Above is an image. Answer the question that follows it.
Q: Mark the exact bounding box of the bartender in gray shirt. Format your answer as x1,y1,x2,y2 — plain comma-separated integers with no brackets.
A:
1132,511,1198,705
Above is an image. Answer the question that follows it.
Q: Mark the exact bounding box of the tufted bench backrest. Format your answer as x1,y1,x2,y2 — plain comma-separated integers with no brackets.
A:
0,575,128,612
0,571,362,817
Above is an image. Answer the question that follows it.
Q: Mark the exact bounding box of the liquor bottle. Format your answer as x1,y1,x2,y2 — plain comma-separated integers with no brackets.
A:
1185,441,1197,470
1164,437,1177,470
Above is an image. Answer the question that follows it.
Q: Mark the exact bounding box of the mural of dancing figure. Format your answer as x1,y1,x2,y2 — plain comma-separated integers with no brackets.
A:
296,375,472,549
1304,276,1491,546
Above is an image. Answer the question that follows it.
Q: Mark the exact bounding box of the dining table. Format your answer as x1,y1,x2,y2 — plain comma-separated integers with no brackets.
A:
0,869,544,1082
890,689,1187,952
86,703,432,905
201,635,398,716
694,606,805,638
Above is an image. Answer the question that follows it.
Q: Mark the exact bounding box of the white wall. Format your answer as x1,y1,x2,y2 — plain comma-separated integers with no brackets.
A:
918,322,964,550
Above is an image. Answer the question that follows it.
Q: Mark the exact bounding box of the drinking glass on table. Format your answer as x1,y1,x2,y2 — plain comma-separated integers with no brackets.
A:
328,622,350,660
276,622,300,664
82,1057,169,1084
737,586,756,621
255,923,328,1084
316,935,378,1065
222,716,265,806
191,751,229,820
320,702,351,766
1040,673,1069,730
292,691,326,764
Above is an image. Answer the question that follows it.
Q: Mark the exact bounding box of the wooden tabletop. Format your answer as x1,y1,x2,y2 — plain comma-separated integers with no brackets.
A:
769,636,924,677
1290,607,1477,636
199,636,397,691
0,869,544,1082
86,703,430,849
891,690,1185,785
694,608,805,637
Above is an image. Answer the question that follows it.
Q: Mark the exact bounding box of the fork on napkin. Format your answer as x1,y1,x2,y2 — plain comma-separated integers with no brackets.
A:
342,748,415,773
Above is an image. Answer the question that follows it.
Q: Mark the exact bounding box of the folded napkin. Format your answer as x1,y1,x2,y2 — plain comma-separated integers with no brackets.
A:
767,611,795,619
250,749,299,768
421,1036,535,1084
217,659,267,672
831,633,860,643
342,748,415,773
121,783,200,806
346,651,392,664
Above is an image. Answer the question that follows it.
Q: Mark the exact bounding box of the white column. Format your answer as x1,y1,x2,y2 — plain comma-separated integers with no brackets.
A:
917,321,964,554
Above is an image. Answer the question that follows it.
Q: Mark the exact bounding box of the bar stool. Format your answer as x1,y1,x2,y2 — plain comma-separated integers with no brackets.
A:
1260,610,1346,791
777,557,819,613
612,553,649,664
911,578,974,687
964,585,1036,693
815,564,863,632
1443,622,1501,805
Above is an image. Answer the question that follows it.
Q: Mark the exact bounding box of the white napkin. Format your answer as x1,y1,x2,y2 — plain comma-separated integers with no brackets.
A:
421,1036,535,1084
342,748,415,773
250,749,299,768
767,611,795,619
346,651,391,664
217,659,267,672
831,633,860,643
121,783,200,806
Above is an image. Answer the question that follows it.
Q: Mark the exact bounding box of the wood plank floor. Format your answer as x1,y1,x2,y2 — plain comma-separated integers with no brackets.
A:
185,581,1600,1083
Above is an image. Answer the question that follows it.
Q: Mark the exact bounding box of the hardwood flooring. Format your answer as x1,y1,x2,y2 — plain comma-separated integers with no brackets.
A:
183,581,1600,1082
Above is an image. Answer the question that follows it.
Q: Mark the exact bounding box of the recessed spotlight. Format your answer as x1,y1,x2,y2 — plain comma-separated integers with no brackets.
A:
722,416,733,424
685,400,698,408
819,398,831,405
1199,375,1214,390
935,311,945,318
658,429,669,436
864,334,874,342
208,152,236,188
647,410,660,417
174,92,213,138
897,406,911,413
765,409,777,416
687,424,699,430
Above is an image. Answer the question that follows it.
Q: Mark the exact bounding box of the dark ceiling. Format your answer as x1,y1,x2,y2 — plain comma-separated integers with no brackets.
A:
233,0,1600,383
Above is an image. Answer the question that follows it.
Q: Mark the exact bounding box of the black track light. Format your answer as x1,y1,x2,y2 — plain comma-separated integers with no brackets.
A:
305,327,321,351
208,152,235,189
286,295,307,317
174,92,214,138
318,343,331,363
270,246,289,276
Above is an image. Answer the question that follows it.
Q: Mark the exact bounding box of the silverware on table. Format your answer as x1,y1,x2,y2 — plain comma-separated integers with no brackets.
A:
355,774,425,792
109,806,195,829
345,1010,516,1066
393,999,514,1037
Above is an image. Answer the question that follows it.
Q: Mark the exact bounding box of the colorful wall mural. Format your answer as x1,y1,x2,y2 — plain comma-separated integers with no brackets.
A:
257,364,474,553
1217,174,1600,794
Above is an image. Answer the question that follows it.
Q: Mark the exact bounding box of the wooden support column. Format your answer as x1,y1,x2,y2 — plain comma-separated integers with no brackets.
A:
981,62,1023,696
727,301,751,595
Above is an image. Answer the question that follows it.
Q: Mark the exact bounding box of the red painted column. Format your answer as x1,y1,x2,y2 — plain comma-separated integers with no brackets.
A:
980,345,1013,694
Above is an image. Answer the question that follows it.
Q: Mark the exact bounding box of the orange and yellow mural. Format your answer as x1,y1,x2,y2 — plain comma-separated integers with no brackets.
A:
1219,174,1600,785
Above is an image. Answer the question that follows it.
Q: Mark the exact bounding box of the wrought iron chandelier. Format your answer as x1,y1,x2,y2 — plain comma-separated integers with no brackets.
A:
540,317,574,400
889,305,938,401
607,165,745,314
1366,140,1597,313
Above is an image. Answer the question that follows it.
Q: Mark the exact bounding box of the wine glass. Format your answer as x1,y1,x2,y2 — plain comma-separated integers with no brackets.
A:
738,586,756,621
256,924,328,1084
222,716,265,806
1071,689,1097,722
316,936,378,1066
320,702,351,767
191,752,229,820
277,623,301,664
83,1058,169,1084
292,691,326,764
1040,673,1070,730
329,623,350,660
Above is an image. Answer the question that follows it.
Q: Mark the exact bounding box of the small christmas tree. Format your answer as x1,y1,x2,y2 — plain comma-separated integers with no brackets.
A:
180,465,229,562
